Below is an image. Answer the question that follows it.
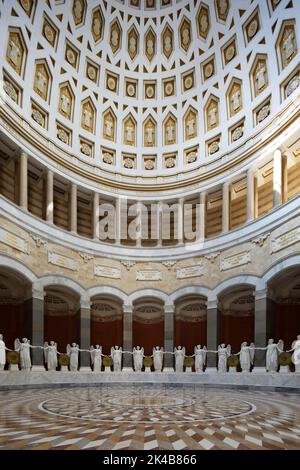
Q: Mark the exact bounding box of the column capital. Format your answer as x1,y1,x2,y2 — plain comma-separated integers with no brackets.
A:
207,299,218,310
164,304,175,314
31,286,44,301
255,288,268,301
123,304,133,314
80,297,91,309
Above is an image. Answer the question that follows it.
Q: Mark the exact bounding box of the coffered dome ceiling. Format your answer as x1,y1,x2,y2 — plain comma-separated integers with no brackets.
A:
0,0,299,188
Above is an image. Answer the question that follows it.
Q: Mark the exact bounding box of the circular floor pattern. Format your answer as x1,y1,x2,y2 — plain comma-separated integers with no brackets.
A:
40,387,254,423
0,385,300,450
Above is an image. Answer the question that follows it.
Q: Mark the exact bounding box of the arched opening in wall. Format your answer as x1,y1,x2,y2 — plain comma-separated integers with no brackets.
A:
132,297,164,356
0,268,32,349
268,267,300,349
175,296,207,356
44,286,80,352
218,287,255,354
91,296,123,354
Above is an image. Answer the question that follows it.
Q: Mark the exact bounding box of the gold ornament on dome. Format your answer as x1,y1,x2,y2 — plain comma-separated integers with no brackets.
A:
19,0,34,16
87,64,97,82
128,27,139,60
165,156,176,168
209,140,220,155
32,107,45,127
229,83,242,117
81,100,95,133
103,111,116,141
43,20,56,47
145,83,155,98
224,42,236,63
206,99,219,130
144,117,156,147
146,0,155,8
185,109,197,141
110,20,122,54
59,85,73,120
280,25,297,69
126,82,136,97
33,63,49,101
164,80,174,97
123,115,136,146
204,61,214,79
81,141,92,156
253,59,268,96
123,157,135,169
162,25,173,59
145,29,156,62
107,75,117,92
186,151,197,164
72,0,85,26
130,0,140,7
6,31,24,76
3,80,18,102
57,127,69,145
144,159,155,170
102,152,114,165
247,18,259,40
197,4,210,40
232,125,244,142
66,47,77,67
183,73,194,91
92,8,103,43
257,103,270,123
286,74,300,98
215,0,230,22
180,18,192,52
164,116,176,145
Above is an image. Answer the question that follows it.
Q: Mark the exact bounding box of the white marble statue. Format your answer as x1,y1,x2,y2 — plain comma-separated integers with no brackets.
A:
90,345,102,372
133,346,144,372
217,344,231,373
111,346,122,372
291,335,300,372
153,346,164,372
174,346,185,372
265,338,284,373
43,341,58,371
66,343,80,372
239,342,255,372
194,345,207,373
14,338,32,370
0,334,7,370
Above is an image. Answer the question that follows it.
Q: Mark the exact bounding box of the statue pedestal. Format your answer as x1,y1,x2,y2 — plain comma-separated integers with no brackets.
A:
229,367,237,373
80,367,91,373
9,364,19,371
0,365,5,371
104,367,111,372
60,366,68,372
163,367,174,373
185,367,193,373
279,365,290,373
145,367,151,372
32,366,45,371
122,367,133,372
252,367,266,373
295,364,300,373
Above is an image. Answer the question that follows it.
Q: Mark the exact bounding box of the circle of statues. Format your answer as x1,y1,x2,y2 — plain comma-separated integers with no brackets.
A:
1,333,300,374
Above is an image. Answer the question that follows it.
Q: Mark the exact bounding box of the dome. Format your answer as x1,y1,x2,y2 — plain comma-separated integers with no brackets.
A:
1,0,299,190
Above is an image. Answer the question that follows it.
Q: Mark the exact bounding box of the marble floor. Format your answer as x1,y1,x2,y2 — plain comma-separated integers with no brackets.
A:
0,385,300,450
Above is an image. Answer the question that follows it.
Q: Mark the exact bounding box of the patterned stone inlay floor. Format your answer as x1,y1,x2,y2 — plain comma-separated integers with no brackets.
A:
0,385,300,450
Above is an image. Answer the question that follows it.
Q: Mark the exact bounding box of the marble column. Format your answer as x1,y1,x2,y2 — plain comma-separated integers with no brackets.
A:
25,287,44,369
79,298,91,368
282,155,288,204
164,304,175,369
92,192,99,239
115,197,121,244
46,169,53,223
177,198,184,245
123,304,133,369
199,191,206,242
247,167,254,222
136,201,142,248
222,182,230,233
273,149,282,207
156,201,162,247
70,183,77,233
19,151,28,210
254,289,270,367
206,300,219,368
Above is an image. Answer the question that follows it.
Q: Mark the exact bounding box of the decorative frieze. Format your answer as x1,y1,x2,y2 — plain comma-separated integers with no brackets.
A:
162,260,177,270
0,228,29,254
30,234,47,248
220,251,251,271
176,265,203,279
94,264,121,279
204,252,220,263
271,227,300,253
79,252,94,263
136,270,162,281
120,260,136,271
48,251,78,271
252,233,270,247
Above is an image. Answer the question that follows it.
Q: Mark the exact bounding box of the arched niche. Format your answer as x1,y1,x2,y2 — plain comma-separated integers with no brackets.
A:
90,295,123,354
174,295,207,356
132,297,164,356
